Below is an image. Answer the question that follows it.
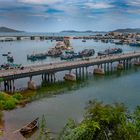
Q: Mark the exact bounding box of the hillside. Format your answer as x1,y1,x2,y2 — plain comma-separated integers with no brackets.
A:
113,28,140,33
0,27,23,32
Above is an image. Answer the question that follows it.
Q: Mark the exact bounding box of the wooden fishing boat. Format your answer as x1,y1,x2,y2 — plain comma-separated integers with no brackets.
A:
19,118,39,135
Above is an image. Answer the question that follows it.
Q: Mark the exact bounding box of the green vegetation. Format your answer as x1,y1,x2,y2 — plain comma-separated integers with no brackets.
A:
0,92,23,110
58,100,140,140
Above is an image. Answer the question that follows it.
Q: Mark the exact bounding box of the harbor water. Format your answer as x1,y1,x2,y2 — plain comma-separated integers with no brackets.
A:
0,38,140,139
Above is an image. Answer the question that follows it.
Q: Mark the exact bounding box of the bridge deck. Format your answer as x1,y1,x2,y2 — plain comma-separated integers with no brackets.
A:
0,52,140,80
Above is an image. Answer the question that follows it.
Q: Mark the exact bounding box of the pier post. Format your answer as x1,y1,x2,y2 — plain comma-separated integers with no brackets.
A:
82,67,85,78
79,68,81,78
110,62,113,73
85,67,88,77
75,68,78,78
9,80,12,92
12,80,15,92
51,74,53,83
104,63,106,72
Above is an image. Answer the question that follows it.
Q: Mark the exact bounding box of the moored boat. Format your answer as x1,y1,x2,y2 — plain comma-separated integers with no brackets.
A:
1,63,22,70
129,42,140,47
98,48,122,56
27,53,47,61
79,49,95,57
7,56,14,62
19,118,39,135
47,48,62,57
2,54,8,56
82,39,86,42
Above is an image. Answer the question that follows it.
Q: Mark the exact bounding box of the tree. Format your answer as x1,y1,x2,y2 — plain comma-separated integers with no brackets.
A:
58,100,140,140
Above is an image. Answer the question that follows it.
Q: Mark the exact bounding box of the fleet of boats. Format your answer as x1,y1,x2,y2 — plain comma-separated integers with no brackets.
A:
61,49,95,60
0,63,23,70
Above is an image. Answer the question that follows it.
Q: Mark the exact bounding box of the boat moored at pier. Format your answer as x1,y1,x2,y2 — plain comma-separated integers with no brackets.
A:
27,53,47,61
98,48,122,56
79,49,95,57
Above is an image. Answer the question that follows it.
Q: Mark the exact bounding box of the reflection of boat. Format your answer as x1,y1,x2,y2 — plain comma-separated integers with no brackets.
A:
64,73,76,81
20,118,39,135
117,63,124,70
134,61,140,66
98,48,122,56
94,68,105,75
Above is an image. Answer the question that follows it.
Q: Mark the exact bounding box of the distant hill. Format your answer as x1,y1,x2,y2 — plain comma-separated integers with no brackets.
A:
0,27,23,32
112,28,140,33
60,30,106,33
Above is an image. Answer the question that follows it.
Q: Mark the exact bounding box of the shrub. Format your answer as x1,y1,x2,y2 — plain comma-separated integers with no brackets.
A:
0,93,6,101
13,93,23,101
3,98,17,110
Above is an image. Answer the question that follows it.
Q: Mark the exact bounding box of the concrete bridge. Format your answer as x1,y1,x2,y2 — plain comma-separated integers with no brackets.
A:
0,51,140,92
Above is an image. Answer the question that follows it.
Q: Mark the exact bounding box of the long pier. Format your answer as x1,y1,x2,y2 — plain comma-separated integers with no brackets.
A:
0,51,140,92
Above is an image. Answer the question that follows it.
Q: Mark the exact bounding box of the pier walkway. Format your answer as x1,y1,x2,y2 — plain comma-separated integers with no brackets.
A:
0,51,140,80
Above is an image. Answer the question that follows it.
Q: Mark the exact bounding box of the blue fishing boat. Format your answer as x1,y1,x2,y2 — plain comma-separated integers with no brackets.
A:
79,49,95,57
129,42,140,47
7,56,14,62
27,53,47,61
98,48,122,56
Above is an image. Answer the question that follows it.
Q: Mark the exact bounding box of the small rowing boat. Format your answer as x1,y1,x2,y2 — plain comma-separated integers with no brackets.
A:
19,118,39,135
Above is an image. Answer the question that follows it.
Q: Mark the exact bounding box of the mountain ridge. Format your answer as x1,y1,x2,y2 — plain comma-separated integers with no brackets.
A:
0,27,23,32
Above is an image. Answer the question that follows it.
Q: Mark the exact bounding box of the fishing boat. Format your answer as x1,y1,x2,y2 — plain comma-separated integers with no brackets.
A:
129,42,140,47
19,118,39,135
27,53,47,61
79,49,95,57
65,50,75,54
2,53,8,56
60,54,73,60
7,56,14,62
1,63,22,70
82,39,86,42
98,48,122,56
47,48,62,57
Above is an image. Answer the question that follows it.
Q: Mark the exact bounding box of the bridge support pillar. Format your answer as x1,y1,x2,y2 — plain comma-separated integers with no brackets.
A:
85,67,88,77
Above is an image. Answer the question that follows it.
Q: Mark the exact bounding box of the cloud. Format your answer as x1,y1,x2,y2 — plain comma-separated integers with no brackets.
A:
128,0,140,6
85,2,114,9
17,0,64,5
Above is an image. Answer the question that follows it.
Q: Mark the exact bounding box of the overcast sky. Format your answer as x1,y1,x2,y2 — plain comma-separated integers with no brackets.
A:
0,0,140,32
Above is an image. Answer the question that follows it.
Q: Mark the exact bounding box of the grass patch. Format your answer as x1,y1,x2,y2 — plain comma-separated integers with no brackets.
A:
0,92,23,110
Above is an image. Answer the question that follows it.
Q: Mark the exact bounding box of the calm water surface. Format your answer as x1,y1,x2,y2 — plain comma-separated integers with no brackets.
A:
0,39,140,139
